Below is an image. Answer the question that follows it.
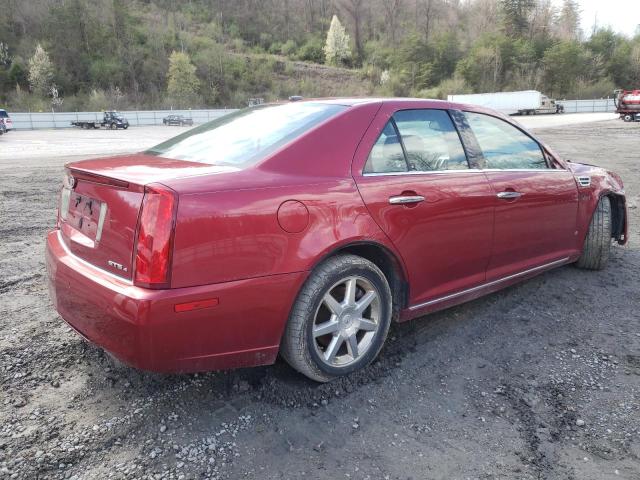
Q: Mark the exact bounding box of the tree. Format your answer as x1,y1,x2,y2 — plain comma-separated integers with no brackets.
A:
0,43,10,67
324,15,351,66
500,0,535,37
50,85,64,111
556,0,581,41
542,41,587,96
339,0,365,61
166,51,200,107
28,43,54,97
457,34,507,92
383,0,403,43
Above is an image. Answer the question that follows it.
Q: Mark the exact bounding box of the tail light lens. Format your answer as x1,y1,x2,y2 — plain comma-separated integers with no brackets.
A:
134,184,178,288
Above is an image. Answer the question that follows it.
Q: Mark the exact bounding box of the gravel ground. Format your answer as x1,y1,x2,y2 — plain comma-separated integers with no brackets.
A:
0,119,638,480
515,112,618,129
0,125,193,162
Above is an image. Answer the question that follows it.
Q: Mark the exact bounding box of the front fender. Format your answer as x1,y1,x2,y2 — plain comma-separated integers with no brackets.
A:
569,162,628,245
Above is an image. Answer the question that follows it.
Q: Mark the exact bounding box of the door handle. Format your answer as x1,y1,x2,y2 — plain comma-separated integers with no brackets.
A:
496,191,522,199
389,195,425,205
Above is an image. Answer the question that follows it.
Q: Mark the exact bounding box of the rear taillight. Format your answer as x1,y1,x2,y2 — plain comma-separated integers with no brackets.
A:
134,184,178,289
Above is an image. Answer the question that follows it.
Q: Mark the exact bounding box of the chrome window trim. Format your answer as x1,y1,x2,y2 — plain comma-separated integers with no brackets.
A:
362,169,484,177
481,168,568,173
408,257,570,311
361,168,570,177
57,230,133,285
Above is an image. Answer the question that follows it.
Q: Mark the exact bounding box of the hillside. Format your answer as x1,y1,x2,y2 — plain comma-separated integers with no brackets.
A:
227,52,373,102
1,0,639,111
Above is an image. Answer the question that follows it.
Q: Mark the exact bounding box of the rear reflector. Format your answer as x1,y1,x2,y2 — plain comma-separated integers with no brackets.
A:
134,184,177,288
174,298,219,313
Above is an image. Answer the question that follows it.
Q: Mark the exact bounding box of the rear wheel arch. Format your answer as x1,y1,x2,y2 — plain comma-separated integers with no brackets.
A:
280,253,393,381
309,241,408,321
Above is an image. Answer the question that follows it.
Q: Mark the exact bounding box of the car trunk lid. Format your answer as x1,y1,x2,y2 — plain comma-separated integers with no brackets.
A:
59,153,238,280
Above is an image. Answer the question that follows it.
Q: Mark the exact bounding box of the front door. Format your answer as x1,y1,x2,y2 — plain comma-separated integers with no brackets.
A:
353,107,495,307
462,111,579,280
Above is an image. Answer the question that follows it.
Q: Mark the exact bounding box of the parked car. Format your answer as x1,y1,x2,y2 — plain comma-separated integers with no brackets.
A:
0,109,14,131
46,99,628,382
163,114,194,126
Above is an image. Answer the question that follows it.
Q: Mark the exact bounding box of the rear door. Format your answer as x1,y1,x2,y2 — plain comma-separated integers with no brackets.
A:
353,107,495,307
462,111,579,280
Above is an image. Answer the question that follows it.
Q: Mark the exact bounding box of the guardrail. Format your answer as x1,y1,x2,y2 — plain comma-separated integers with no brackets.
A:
559,98,617,113
8,109,236,130
6,99,618,130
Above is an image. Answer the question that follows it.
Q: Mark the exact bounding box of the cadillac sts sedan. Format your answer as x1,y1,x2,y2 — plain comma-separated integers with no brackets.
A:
46,99,628,382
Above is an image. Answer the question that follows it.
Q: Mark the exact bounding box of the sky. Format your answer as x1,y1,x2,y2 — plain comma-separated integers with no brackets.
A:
559,0,640,37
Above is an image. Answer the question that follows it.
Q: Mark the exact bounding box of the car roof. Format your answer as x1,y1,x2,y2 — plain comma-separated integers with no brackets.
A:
294,97,509,115
286,97,451,107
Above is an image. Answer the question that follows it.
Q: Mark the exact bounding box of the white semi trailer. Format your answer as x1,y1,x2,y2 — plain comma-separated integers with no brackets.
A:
447,90,563,115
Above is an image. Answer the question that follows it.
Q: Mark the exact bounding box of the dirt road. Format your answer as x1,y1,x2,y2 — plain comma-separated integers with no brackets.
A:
0,120,638,480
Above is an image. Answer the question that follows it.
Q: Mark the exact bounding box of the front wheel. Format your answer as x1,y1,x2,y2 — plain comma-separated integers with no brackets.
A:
576,196,612,270
281,254,392,382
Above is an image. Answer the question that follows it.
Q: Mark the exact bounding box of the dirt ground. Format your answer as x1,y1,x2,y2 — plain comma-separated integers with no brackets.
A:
0,119,638,480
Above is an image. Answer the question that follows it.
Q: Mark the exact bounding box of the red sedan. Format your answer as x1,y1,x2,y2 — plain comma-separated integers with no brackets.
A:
46,99,628,382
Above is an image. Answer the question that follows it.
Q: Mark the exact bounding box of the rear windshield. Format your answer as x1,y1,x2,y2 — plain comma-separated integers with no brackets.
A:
0,110,8,118
147,103,347,167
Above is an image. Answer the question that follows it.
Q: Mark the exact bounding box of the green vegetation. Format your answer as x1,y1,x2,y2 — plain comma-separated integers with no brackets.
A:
166,51,200,108
0,0,638,111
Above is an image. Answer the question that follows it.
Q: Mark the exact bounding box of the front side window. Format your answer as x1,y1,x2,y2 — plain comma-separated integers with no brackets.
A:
363,109,468,174
148,103,347,167
464,112,548,169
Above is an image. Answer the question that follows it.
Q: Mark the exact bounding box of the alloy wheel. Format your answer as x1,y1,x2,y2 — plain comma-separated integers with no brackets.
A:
312,276,381,368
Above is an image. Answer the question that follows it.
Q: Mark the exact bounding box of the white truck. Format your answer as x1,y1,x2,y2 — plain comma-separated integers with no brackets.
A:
447,90,563,116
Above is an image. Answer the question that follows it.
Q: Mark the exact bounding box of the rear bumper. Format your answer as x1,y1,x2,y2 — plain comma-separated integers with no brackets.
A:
46,230,306,373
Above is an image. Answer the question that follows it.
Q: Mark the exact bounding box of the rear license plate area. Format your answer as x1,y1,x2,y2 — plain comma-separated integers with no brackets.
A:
67,193,102,241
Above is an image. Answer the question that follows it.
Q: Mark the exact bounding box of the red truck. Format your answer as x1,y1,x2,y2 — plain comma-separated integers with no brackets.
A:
614,89,640,121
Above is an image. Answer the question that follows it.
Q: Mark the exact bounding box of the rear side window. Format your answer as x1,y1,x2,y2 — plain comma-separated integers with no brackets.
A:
364,109,468,174
148,103,347,167
363,121,407,173
0,110,8,118
464,112,548,169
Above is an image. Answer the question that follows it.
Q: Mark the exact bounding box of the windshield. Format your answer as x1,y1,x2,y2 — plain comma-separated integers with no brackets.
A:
146,102,347,167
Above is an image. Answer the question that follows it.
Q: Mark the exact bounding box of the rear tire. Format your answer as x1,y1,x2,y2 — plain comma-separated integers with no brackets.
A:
281,254,392,382
576,196,612,270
